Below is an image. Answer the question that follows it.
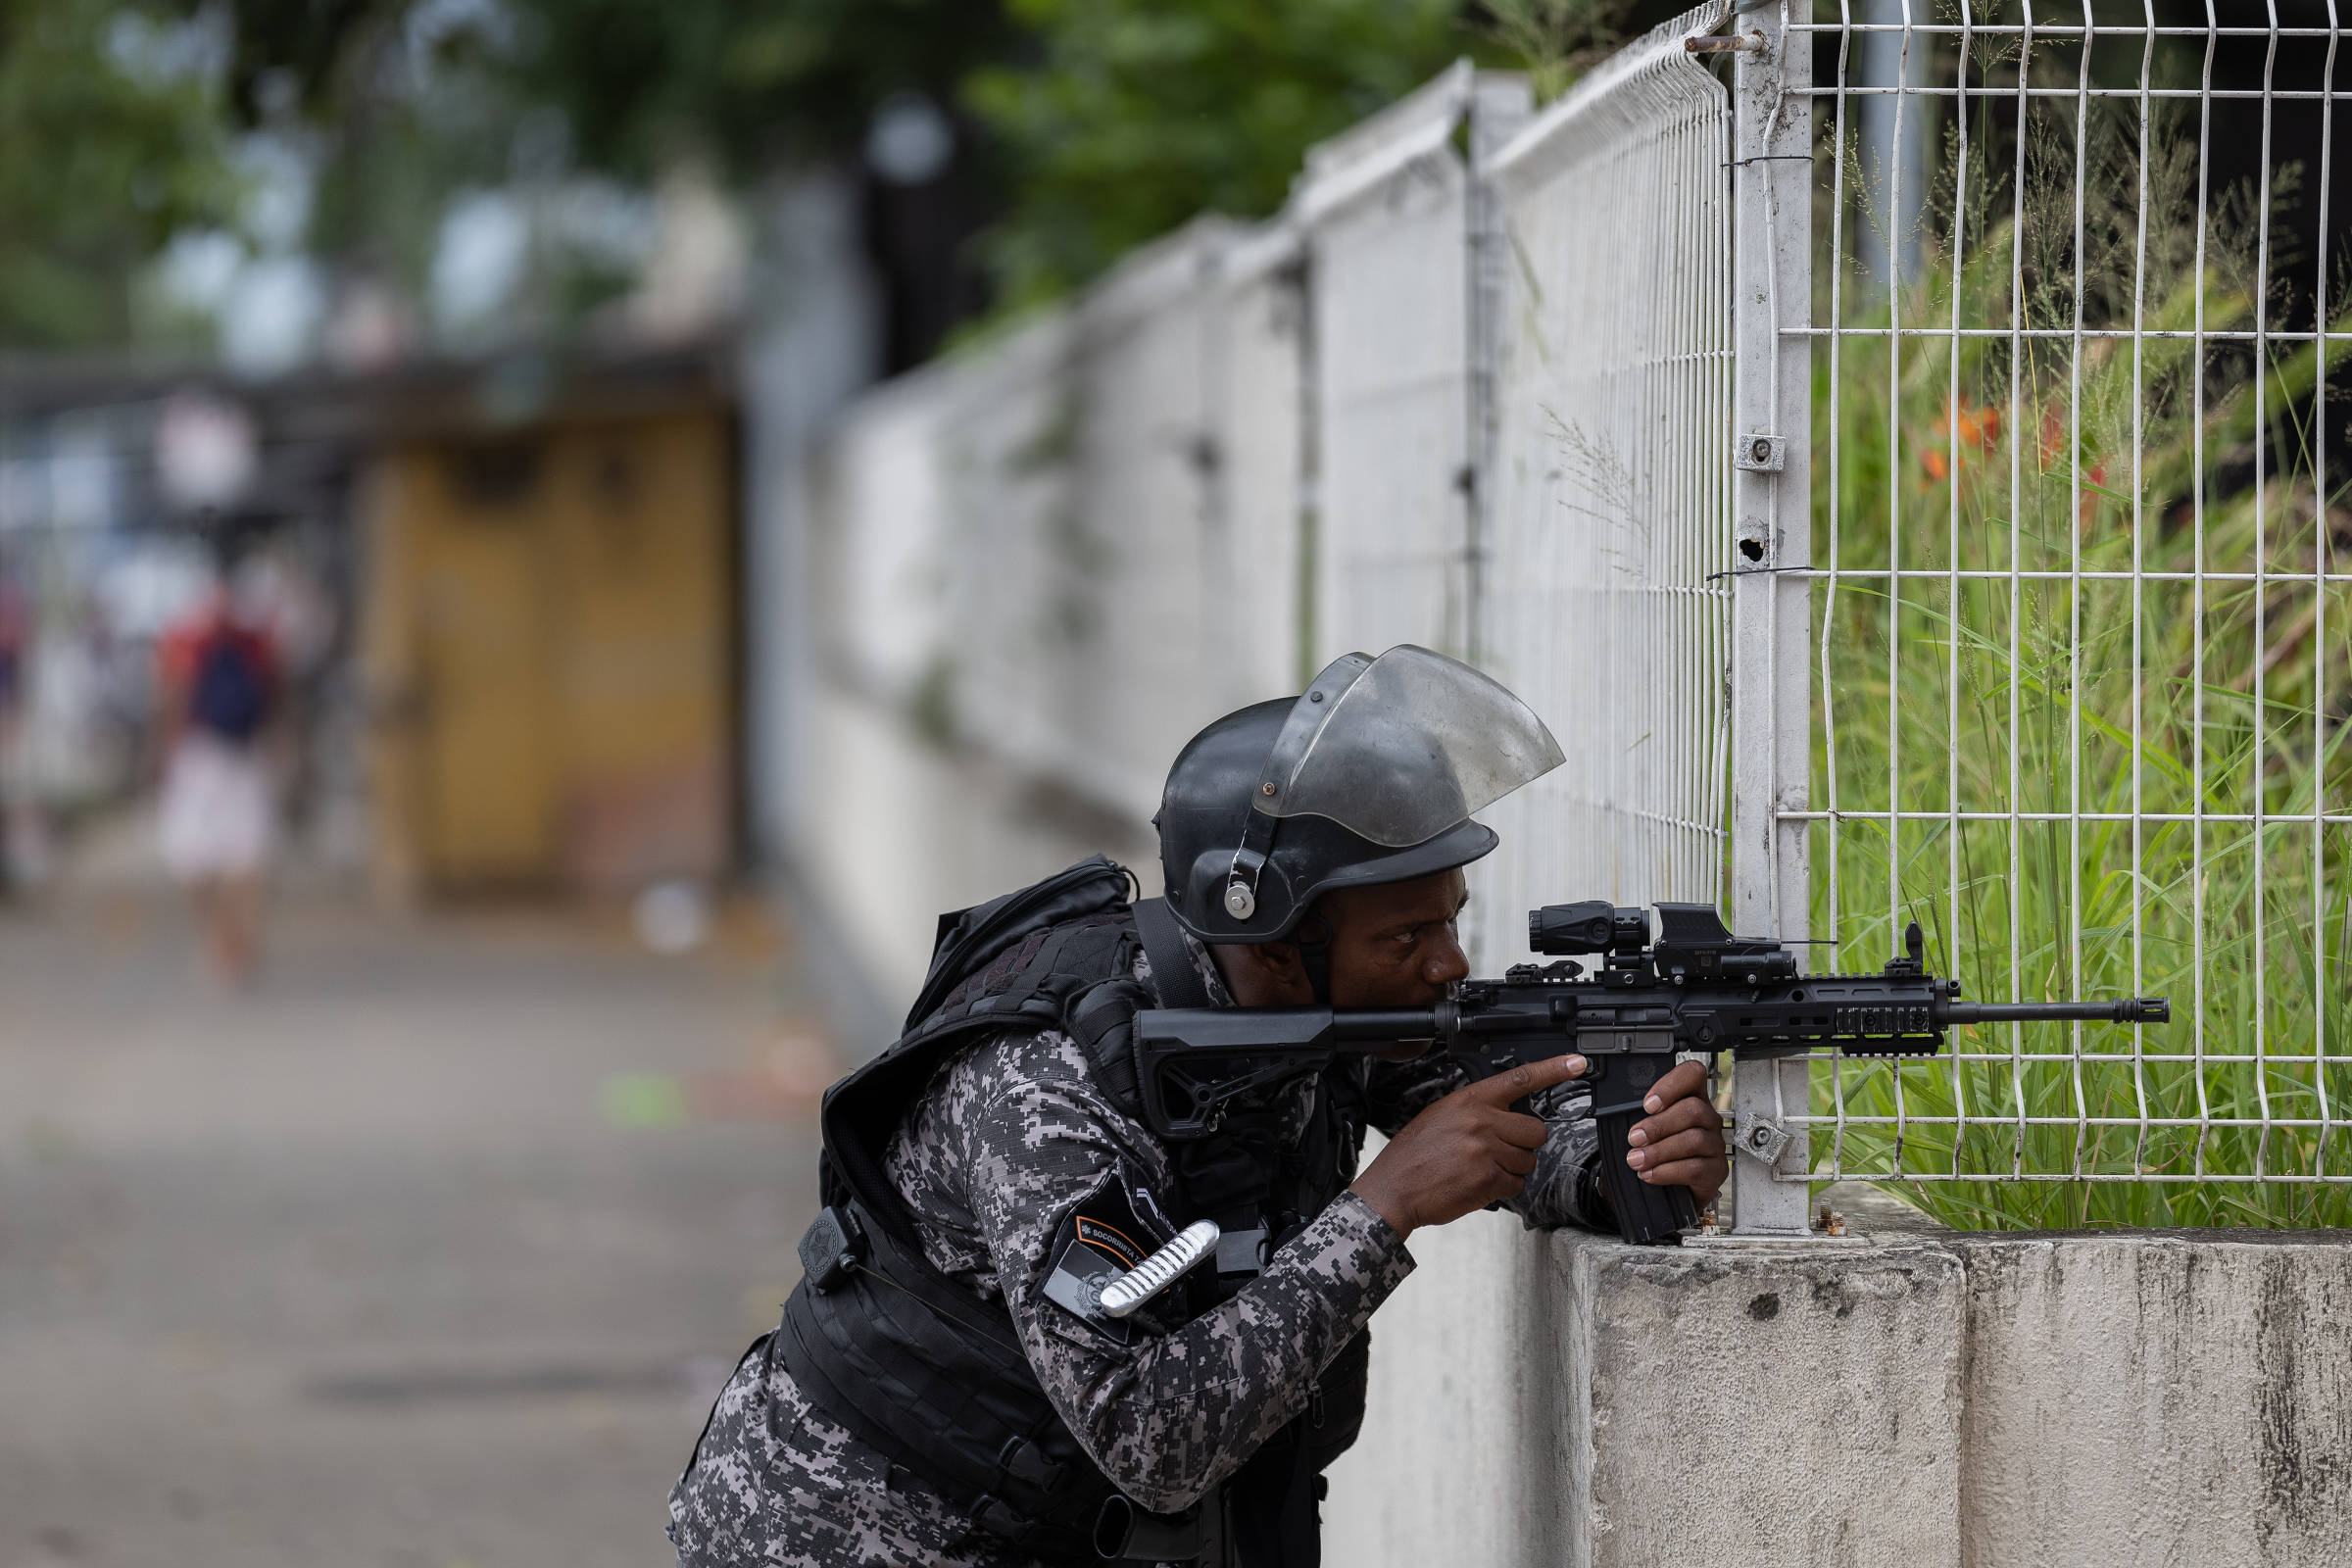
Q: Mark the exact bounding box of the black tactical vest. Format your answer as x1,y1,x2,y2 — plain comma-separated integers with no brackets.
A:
766,857,1370,1567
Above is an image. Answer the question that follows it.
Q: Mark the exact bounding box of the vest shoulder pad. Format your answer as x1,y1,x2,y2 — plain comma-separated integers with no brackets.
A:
819,904,1150,1222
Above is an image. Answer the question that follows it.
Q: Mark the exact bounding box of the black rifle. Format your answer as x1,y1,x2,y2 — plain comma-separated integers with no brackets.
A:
1135,901,2171,1245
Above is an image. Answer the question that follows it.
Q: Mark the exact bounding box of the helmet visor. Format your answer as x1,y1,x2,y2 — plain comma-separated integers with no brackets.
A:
1257,645,1564,848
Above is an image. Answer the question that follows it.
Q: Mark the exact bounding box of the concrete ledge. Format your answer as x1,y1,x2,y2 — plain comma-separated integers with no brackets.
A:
1951,1228,2352,1568
1325,1204,2352,1568
1556,1226,1963,1568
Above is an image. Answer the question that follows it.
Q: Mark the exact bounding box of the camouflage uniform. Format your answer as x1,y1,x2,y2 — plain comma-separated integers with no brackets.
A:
669,937,1604,1567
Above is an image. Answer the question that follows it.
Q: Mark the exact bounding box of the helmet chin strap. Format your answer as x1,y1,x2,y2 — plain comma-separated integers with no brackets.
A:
1293,907,1334,1004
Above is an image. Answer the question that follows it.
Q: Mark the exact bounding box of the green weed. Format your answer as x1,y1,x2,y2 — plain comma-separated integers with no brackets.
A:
1805,48,2352,1229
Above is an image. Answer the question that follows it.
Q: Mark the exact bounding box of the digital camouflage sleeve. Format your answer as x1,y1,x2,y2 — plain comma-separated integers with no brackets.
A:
1362,1045,1608,1233
667,941,1608,1568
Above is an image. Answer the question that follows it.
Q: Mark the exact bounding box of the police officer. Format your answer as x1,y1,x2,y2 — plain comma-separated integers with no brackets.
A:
670,647,1729,1567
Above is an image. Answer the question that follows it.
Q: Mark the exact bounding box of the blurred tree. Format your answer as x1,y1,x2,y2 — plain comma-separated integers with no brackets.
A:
195,0,1014,358
487,0,1018,364
202,0,1013,180
964,0,1471,310
0,0,242,347
491,0,1013,180
953,0,1673,313
184,0,1661,360
1479,0,1639,104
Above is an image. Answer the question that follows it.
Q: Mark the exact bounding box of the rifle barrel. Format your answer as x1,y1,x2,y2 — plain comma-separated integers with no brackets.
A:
1944,998,2171,1026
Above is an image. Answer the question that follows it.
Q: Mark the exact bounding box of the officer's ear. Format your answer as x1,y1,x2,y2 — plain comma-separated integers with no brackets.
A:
1210,940,1315,1006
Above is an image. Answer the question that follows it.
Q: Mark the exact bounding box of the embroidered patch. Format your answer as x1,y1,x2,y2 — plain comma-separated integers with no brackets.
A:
1036,1166,1172,1338
1073,1215,1146,1270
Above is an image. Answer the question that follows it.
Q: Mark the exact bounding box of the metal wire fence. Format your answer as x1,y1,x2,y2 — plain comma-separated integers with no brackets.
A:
1777,0,2352,1225
1475,3,1739,956
1301,64,1483,668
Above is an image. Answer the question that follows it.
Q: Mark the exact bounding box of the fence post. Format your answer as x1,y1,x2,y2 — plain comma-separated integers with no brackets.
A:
1728,1,1816,1235
1462,74,1532,672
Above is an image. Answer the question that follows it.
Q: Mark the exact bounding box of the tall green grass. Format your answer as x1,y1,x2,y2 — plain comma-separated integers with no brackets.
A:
1808,57,2352,1228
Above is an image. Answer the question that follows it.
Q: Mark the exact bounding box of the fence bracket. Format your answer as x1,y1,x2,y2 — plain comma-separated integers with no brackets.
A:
1735,1111,1795,1168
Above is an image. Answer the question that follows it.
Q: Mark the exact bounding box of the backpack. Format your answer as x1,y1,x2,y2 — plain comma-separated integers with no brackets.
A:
189,629,270,743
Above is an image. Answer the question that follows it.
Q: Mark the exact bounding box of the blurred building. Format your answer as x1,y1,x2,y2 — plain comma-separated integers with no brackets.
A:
357,346,737,901
0,339,747,905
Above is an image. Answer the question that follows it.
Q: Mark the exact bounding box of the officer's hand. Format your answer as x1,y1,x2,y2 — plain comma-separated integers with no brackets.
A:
1622,1059,1728,1210
1348,1055,1587,1241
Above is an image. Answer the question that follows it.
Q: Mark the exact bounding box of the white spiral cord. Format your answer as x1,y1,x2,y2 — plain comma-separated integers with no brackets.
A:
1098,1220,1220,1319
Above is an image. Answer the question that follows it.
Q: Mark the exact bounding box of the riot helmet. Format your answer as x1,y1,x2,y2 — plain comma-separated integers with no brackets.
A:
1154,645,1565,949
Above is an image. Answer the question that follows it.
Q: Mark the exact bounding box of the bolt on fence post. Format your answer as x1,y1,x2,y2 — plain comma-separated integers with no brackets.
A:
1727,0,1816,1236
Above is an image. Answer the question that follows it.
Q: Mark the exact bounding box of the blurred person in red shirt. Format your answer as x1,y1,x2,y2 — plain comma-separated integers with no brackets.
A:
0,575,22,718
155,574,279,985
0,570,25,890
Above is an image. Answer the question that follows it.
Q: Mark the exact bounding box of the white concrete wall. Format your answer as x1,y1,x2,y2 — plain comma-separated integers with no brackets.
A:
1298,62,1480,667
1951,1230,2352,1568
1335,1205,2352,1567
1557,1222,1965,1568
786,219,1314,1011
1322,1203,1555,1566
1202,228,1309,704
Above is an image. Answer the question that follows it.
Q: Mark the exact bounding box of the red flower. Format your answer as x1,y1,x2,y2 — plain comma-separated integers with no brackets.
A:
1922,399,2001,483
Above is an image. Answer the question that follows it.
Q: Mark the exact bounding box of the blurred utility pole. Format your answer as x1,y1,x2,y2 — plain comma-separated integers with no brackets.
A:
1853,0,1929,290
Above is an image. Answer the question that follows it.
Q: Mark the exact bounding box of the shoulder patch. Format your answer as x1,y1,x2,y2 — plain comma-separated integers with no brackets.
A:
1035,1165,1174,1340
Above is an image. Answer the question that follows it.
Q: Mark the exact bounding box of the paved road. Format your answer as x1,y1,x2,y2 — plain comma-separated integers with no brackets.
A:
0,892,827,1568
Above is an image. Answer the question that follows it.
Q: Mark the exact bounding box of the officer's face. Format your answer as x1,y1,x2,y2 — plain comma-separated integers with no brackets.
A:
1318,867,1472,1015
1206,868,1472,1033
